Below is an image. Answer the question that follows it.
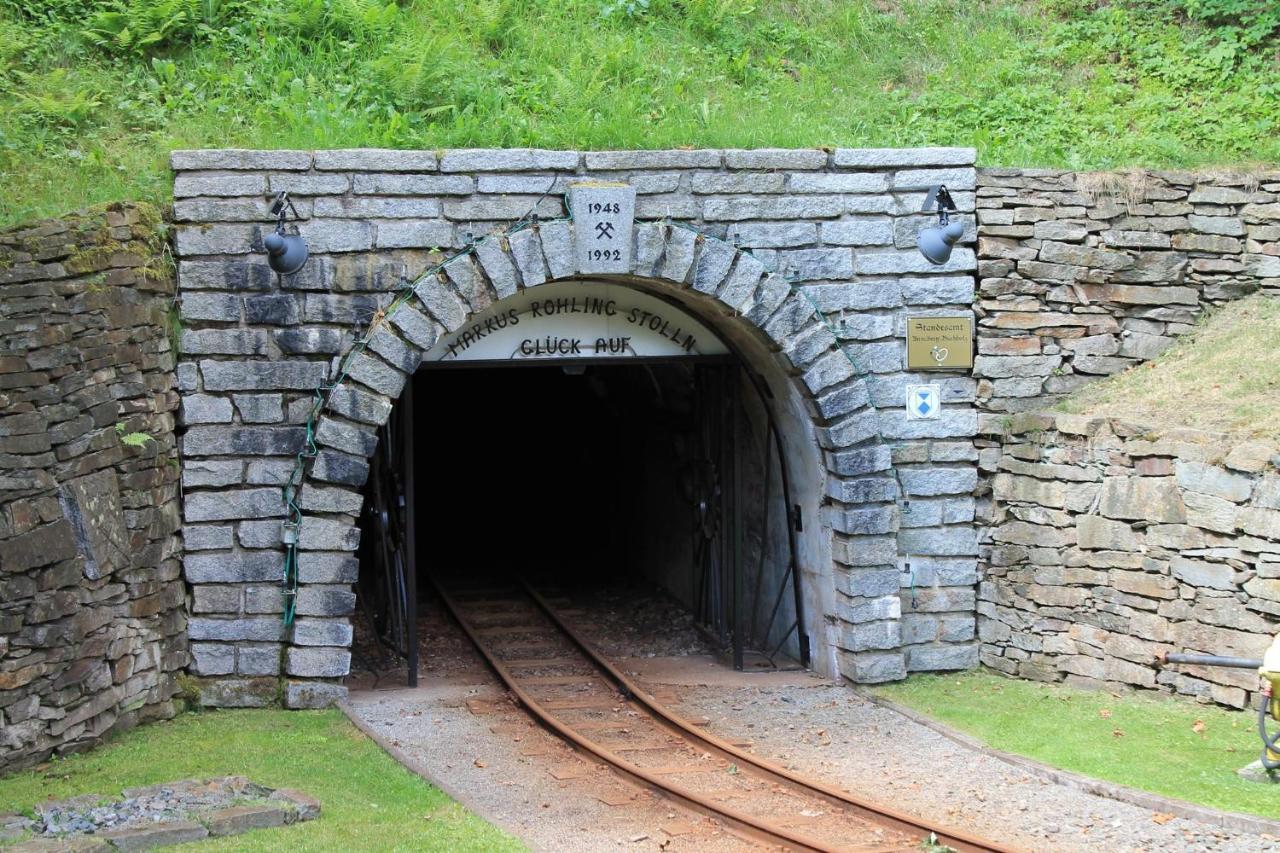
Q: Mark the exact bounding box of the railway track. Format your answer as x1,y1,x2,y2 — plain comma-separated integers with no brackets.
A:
433,579,1014,853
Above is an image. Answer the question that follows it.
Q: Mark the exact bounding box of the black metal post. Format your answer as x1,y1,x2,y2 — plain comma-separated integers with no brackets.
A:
402,380,418,688
731,366,744,672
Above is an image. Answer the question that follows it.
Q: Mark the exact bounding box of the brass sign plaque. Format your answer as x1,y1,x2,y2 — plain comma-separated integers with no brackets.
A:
906,315,974,370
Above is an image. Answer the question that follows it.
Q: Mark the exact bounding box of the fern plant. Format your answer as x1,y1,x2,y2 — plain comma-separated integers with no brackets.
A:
12,68,102,129
116,422,154,448
82,0,250,55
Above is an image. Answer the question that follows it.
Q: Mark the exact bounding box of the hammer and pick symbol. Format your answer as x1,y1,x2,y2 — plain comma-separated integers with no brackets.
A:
595,221,615,239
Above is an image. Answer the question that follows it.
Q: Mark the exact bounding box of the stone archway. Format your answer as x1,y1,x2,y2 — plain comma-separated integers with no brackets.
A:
173,147,982,710
279,220,896,706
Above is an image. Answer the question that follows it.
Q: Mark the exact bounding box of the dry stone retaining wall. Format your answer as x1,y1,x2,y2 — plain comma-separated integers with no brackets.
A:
0,204,186,771
980,412,1280,708
170,147,983,707
974,168,1280,414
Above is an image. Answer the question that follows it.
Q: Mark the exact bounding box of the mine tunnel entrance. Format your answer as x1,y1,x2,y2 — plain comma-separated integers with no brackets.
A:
354,287,810,688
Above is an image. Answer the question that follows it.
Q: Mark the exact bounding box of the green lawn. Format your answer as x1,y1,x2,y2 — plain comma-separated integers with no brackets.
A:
2,0,1278,226
0,709,524,852
875,670,1280,820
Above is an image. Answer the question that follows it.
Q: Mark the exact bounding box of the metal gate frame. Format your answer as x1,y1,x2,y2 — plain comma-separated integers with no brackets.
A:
356,381,418,686
359,352,811,685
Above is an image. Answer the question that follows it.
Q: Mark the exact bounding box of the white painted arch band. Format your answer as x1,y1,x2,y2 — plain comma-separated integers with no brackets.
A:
426,280,730,363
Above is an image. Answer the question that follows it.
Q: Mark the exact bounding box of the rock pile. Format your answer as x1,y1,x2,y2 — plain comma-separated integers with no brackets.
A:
975,169,1280,413
0,776,319,850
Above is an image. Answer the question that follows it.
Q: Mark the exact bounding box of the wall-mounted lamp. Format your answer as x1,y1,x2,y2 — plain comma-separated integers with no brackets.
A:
916,184,963,265
264,191,308,276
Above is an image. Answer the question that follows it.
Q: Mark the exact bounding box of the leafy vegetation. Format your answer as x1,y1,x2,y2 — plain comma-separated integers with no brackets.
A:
876,670,1280,820
0,0,1277,225
0,709,524,851
1058,294,1280,441
115,422,155,447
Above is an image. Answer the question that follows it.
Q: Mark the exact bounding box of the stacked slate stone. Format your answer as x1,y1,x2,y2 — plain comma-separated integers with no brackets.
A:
980,413,1280,708
171,147,984,705
0,204,185,772
974,169,1280,414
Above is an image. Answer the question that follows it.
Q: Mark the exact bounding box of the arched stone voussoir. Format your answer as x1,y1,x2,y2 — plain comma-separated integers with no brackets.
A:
539,219,575,281
825,475,902,505
657,225,698,284
298,482,364,514
295,512,361,552
412,273,469,332
325,384,393,428
715,252,768,313
365,324,423,374
344,349,408,399
633,222,666,278
744,273,791,327
690,238,736,296
474,237,519,299
388,301,443,352
763,291,819,346
508,228,548,287
310,446,371,488
782,322,839,371
444,253,496,313
831,503,900,537
314,413,379,458
802,350,856,398
820,408,882,451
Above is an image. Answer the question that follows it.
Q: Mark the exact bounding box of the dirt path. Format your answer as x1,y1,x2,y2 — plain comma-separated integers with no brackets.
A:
346,586,1278,852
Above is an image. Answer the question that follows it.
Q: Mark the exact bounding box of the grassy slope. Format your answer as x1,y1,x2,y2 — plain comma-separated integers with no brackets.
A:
1,0,1278,226
0,709,524,852
1058,294,1280,442
876,671,1279,820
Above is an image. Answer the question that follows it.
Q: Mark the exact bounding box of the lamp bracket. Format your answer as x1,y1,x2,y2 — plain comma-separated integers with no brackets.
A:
270,191,302,231
920,184,957,215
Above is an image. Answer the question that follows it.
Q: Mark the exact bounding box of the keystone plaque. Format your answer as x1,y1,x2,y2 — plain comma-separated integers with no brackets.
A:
905,315,974,370
570,182,636,275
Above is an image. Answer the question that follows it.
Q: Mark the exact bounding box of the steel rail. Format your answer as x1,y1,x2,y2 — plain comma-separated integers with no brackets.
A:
520,581,1016,853
429,578,843,851
433,573,1016,852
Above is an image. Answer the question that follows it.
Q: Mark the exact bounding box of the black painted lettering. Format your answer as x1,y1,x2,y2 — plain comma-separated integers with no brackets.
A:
520,339,535,356
605,300,617,317
530,301,542,318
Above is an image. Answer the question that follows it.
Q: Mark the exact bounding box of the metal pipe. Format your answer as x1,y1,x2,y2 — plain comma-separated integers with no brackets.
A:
1161,652,1262,669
